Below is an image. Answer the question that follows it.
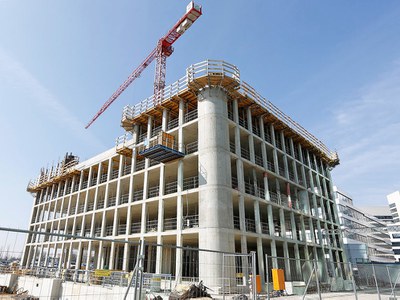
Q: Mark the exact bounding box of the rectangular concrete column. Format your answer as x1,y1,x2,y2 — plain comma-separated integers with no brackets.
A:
177,160,183,232
233,99,241,156
85,241,92,271
290,211,298,240
283,242,291,280
239,195,246,233
112,209,118,237
141,204,147,235
314,174,323,199
75,241,83,270
104,158,113,206
256,238,265,290
31,245,38,267
309,217,316,244
267,205,275,236
126,204,132,236
259,117,268,168
246,107,253,133
270,239,278,269
155,236,163,274
97,241,103,269
236,158,244,192
66,242,73,268
158,165,165,231
279,208,286,238
175,148,184,281
175,229,183,283
23,245,32,268
270,125,280,175
308,173,319,217
100,211,106,237
45,202,52,222
299,215,307,243
162,108,169,131
122,241,130,271
289,138,299,182
281,132,290,180
156,196,164,274
66,195,73,217
252,168,258,196
247,109,255,163
58,243,65,270
109,242,115,270
254,201,262,234
116,157,124,205
178,99,185,152
37,244,44,267
263,173,270,201
294,243,302,278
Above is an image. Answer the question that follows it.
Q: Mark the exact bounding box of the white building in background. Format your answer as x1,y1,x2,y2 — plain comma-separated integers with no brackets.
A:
387,191,400,262
334,187,395,264
23,60,347,286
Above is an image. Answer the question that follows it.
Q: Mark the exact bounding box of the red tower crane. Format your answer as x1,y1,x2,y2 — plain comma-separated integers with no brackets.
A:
85,2,202,129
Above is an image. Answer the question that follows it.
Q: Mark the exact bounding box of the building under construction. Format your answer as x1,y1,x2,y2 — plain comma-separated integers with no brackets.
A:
22,60,346,286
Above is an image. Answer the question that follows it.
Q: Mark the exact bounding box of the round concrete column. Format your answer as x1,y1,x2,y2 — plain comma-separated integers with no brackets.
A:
197,87,234,287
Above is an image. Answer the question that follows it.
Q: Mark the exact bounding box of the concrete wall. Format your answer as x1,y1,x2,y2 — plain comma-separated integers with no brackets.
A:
0,273,17,290
15,276,61,300
1,275,134,299
61,281,132,299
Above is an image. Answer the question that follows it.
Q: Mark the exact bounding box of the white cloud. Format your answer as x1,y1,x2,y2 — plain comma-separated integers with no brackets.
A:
329,60,400,204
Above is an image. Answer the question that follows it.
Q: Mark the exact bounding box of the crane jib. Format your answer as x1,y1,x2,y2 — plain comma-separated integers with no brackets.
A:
85,2,202,129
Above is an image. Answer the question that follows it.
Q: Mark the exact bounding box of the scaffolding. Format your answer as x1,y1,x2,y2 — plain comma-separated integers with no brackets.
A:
26,153,80,193
120,60,339,166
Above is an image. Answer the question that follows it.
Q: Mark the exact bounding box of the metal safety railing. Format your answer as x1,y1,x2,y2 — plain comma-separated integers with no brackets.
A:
3,226,400,300
121,59,337,163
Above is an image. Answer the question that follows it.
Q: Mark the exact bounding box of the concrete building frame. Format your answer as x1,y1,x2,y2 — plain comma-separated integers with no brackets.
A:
23,60,347,286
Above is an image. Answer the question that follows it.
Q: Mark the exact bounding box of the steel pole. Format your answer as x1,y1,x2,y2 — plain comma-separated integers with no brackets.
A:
314,259,321,300
371,264,381,300
265,254,270,300
349,263,358,300
251,251,257,300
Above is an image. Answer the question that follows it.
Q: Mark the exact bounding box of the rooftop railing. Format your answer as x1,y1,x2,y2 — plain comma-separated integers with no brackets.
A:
121,59,337,163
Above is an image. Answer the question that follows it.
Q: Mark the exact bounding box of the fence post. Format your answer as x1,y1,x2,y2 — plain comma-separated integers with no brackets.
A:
349,263,358,300
123,240,143,300
371,264,381,300
313,259,321,300
391,270,400,300
222,254,225,300
265,254,270,300
251,251,257,300
302,264,315,300
137,239,146,300
386,265,393,293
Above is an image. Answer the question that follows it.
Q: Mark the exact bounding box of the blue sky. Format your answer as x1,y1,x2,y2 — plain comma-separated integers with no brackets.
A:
0,0,400,234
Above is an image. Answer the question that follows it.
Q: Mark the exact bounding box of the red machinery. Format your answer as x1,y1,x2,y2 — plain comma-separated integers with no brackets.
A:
86,2,202,129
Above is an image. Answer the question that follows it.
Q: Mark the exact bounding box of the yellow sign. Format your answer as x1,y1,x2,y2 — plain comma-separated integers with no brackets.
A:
94,269,111,277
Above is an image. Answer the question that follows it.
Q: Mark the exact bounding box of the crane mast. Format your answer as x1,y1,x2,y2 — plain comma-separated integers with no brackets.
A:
85,2,202,129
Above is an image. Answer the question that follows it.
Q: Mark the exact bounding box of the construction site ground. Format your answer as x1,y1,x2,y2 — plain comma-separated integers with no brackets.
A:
0,292,392,300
